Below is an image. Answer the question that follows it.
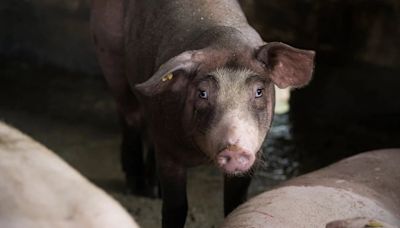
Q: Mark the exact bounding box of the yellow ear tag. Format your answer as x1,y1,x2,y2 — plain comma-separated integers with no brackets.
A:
162,73,174,82
366,220,384,227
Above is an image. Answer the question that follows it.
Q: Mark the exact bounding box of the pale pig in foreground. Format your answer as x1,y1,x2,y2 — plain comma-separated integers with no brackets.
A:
0,121,139,228
222,149,400,228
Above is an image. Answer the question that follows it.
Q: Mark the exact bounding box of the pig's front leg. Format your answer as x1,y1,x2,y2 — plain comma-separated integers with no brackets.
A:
224,175,252,216
157,154,188,228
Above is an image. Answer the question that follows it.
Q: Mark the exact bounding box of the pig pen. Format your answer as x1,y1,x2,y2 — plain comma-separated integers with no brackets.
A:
2,0,400,227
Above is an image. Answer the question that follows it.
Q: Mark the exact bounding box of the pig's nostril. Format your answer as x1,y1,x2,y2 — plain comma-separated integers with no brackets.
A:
218,155,231,166
237,155,249,165
217,149,255,174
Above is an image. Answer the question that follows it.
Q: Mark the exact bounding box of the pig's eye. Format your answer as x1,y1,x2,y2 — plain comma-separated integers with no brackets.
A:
199,90,208,99
255,88,264,98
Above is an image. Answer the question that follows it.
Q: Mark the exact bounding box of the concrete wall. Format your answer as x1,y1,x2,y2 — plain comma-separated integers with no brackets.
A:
0,0,99,74
241,0,400,68
2,0,399,73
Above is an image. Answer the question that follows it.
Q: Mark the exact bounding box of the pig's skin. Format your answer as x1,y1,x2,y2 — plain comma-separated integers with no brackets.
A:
221,149,400,228
0,121,139,228
90,1,315,227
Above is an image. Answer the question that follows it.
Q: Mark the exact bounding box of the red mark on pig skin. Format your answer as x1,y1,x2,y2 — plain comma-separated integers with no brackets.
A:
254,210,274,218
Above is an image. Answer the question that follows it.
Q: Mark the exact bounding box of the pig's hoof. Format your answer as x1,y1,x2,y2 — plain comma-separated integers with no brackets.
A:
125,175,160,198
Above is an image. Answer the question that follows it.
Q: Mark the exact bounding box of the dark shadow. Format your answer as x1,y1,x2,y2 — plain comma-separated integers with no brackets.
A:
91,178,127,194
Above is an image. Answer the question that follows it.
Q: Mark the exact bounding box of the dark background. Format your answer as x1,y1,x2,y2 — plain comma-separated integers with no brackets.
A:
1,0,400,227
241,0,400,171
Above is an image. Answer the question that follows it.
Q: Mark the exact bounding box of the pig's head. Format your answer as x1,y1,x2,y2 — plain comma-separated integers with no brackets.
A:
135,42,315,175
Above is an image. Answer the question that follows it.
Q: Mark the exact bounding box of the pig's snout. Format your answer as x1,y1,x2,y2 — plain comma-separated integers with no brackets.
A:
217,146,255,174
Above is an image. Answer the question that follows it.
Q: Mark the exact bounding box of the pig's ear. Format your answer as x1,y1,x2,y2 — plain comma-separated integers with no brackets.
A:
134,51,203,97
257,42,315,89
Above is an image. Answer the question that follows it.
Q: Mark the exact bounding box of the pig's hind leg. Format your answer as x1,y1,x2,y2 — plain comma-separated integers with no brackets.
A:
120,116,159,197
96,53,159,197
90,0,159,198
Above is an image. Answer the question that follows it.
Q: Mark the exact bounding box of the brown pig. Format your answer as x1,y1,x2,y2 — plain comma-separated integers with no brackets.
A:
0,121,139,228
90,1,315,227
221,149,400,228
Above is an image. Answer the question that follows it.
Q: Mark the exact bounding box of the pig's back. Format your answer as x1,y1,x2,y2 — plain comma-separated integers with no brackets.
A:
123,0,263,84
